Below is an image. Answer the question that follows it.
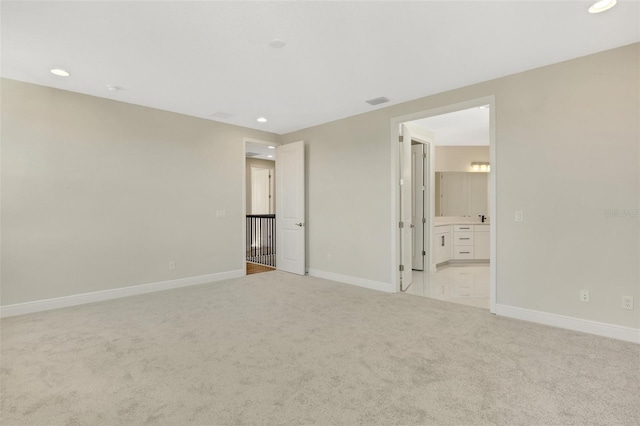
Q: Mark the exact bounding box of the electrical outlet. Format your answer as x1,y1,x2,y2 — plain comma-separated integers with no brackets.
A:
622,296,633,310
169,261,176,271
580,289,589,303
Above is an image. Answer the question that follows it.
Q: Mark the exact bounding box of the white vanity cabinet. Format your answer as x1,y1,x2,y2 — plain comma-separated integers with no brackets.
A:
434,222,489,265
474,224,490,259
433,225,452,265
453,224,475,259
451,224,490,260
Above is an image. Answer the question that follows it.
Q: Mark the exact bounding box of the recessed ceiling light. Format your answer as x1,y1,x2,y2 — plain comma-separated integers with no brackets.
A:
269,39,286,49
267,155,274,158
589,0,617,13
106,85,122,92
268,146,275,149
257,117,267,123
50,68,70,77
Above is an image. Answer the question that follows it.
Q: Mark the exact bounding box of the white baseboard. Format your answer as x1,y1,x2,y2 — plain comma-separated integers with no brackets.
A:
0,270,245,318
495,304,640,344
307,269,393,293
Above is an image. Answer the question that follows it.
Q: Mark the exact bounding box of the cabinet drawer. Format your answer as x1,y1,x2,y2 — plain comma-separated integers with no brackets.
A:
453,224,474,232
453,232,474,246
453,247,474,259
474,224,489,232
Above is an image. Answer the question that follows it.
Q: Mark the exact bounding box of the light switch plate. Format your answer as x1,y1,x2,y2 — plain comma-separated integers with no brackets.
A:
515,211,523,222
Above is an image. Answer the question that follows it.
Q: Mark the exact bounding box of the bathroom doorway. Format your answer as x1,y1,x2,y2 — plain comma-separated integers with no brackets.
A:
391,97,496,312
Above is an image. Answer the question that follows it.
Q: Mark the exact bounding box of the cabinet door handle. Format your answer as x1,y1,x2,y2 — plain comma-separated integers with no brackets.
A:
460,251,470,254
460,227,470,230
460,238,470,240
441,235,445,247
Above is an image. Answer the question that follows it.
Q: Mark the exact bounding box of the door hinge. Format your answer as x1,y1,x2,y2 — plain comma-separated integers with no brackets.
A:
422,251,426,256
399,264,405,272
399,221,404,228
422,218,426,224
423,153,426,158
399,135,404,143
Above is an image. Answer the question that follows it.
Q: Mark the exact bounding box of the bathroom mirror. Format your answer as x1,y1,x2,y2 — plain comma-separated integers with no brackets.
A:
435,172,489,217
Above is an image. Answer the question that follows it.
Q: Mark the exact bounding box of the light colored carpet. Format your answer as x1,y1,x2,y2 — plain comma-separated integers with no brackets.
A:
1,271,639,425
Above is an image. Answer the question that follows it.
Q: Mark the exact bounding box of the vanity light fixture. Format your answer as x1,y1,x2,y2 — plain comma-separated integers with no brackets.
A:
471,162,490,172
50,68,70,77
589,0,617,13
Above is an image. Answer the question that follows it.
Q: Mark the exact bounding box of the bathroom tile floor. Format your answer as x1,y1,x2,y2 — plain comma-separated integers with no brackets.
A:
406,263,490,309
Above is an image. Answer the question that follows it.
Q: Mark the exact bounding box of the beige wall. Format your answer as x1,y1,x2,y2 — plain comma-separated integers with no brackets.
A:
2,44,638,330
282,43,639,329
435,146,489,172
245,158,275,214
1,79,278,305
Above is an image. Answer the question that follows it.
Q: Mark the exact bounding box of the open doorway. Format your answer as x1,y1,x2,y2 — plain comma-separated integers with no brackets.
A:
391,97,497,313
242,138,307,277
244,139,278,275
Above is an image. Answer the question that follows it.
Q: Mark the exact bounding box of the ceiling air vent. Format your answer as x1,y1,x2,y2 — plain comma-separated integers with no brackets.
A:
246,152,260,157
365,96,389,106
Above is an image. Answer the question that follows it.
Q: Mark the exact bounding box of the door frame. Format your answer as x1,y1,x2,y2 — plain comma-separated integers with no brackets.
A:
409,130,433,273
390,96,497,313
242,137,280,274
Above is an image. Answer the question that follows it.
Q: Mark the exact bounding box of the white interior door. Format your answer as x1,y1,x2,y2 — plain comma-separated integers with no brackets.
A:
411,143,425,271
399,124,413,290
276,141,305,275
251,167,272,214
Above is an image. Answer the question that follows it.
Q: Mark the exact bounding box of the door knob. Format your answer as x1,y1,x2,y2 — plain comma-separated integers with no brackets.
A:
295,222,304,227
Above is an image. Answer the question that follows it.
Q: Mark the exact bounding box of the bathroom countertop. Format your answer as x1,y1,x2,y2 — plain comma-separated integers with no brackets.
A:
434,217,489,226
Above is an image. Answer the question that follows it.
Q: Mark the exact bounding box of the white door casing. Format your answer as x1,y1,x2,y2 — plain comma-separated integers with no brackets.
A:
403,124,435,273
412,143,425,271
399,124,413,290
276,141,305,275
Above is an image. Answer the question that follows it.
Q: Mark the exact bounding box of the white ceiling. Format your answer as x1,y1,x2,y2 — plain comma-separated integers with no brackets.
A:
411,106,490,146
246,141,277,161
2,1,638,135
